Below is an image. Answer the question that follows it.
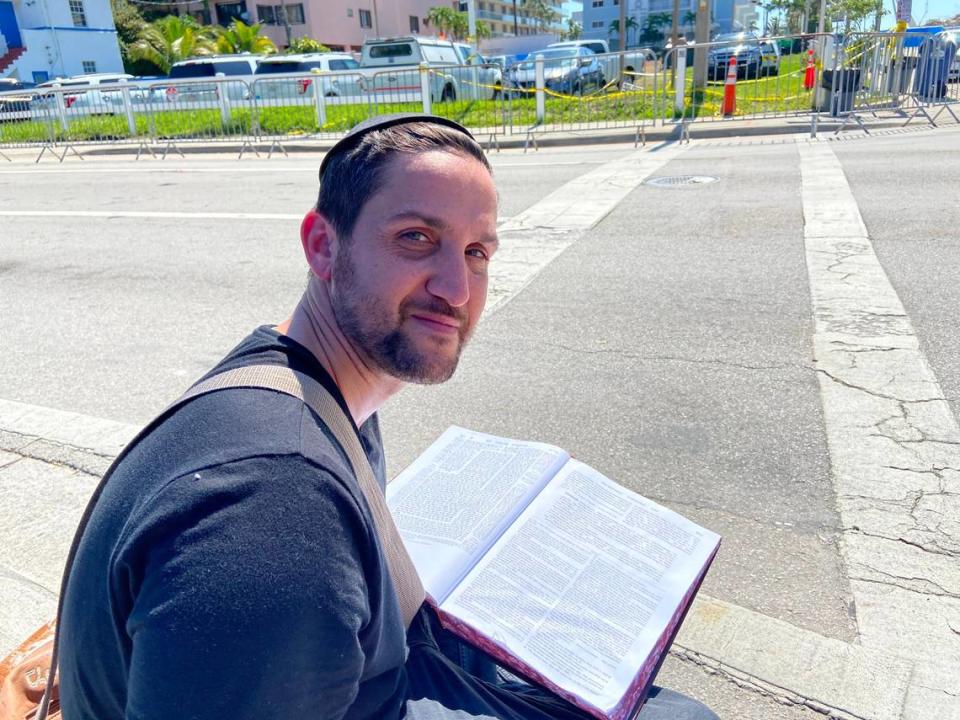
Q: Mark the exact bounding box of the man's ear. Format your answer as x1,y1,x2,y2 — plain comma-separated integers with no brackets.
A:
300,209,337,281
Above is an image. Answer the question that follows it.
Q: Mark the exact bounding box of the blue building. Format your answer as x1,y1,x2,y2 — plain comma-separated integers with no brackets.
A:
1,0,123,83
581,0,752,48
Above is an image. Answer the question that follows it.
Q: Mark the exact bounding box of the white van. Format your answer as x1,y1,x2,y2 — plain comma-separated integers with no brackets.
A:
359,36,501,101
166,55,261,103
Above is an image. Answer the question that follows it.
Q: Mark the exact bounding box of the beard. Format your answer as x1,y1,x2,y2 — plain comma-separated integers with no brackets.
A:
329,247,470,384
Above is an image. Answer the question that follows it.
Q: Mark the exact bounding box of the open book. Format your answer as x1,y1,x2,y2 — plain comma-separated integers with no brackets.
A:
386,427,721,720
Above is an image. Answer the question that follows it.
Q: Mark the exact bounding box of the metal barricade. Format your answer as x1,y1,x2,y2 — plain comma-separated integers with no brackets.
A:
662,33,831,134
250,71,370,155
141,76,255,154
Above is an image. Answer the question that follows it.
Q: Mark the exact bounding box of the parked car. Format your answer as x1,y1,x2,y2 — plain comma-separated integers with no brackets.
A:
359,36,501,102
166,55,260,103
505,46,605,96
0,78,33,121
546,39,656,86
707,33,779,80
254,52,362,100
33,73,140,115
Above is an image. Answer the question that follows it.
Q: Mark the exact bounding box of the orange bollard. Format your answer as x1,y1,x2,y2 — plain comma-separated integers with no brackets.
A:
803,47,816,90
722,57,737,116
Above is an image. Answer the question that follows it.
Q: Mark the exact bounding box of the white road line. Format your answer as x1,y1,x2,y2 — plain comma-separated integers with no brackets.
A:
798,140,960,717
0,210,303,220
486,143,688,314
0,160,605,176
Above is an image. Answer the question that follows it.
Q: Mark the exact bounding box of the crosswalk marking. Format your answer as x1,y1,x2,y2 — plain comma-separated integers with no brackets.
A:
798,141,960,701
485,143,688,315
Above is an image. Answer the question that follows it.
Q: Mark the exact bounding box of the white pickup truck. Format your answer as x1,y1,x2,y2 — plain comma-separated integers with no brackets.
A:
545,40,656,85
359,36,502,102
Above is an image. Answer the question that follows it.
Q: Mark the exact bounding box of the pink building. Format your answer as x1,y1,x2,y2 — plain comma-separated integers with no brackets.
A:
181,0,563,52
182,0,455,52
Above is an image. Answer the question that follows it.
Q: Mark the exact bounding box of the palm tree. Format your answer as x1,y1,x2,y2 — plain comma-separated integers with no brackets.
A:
214,19,277,55
608,16,640,47
426,6,461,38
521,0,561,34
127,15,215,75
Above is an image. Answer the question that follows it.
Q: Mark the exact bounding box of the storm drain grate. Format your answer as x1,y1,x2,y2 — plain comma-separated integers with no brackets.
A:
644,175,719,187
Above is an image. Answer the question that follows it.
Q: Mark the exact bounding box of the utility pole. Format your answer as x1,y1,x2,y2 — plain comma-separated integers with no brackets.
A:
372,0,380,36
467,0,477,45
671,0,681,46
512,0,519,36
619,0,627,49
693,0,710,87
278,0,292,46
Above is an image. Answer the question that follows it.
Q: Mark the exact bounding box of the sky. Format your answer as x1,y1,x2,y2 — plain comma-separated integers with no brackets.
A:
559,0,959,24
909,0,960,23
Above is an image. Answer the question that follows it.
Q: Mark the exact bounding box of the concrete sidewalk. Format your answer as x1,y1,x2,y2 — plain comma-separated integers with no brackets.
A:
0,398,955,720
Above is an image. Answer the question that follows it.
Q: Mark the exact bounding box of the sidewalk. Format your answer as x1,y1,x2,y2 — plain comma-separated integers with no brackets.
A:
1,398,955,719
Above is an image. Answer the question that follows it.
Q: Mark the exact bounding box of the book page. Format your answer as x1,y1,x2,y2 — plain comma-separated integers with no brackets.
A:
386,426,569,603
440,460,721,714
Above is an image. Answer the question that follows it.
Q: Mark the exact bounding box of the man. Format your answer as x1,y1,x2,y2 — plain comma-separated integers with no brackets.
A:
58,115,717,719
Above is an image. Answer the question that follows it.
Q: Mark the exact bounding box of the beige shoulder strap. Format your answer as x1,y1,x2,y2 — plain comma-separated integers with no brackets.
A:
183,364,426,627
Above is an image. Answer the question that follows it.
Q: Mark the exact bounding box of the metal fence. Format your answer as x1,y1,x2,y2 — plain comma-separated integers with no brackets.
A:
1,31,957,160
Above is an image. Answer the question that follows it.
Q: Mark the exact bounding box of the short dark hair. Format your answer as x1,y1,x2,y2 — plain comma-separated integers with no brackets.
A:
315,121,491,241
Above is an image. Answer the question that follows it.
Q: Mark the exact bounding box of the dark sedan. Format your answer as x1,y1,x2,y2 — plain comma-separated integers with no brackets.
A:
506,47,605,97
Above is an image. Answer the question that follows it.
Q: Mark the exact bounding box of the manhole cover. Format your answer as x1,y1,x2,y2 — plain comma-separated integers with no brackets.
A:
644,175,719,187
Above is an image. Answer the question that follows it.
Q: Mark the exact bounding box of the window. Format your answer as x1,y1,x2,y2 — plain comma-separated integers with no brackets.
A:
286,3,304,24
591,19,604,28
591,0,603,6
69,0,87,27
369,43,412,59
409,15,419,33
82,60,96,73
215,2,246,26
257,4,276,23
328,58,359,70
358,8,372,28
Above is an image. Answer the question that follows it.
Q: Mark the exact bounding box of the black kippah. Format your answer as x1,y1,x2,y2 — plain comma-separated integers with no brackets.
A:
318,113,476,180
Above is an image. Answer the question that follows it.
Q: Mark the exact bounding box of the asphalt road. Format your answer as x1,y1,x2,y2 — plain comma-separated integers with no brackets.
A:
3,128,960,719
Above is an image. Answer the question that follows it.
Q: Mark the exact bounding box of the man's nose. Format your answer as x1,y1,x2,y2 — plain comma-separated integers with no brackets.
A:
425,249,471,308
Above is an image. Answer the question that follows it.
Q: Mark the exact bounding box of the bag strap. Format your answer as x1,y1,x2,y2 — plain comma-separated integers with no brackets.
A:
180,365,426,625
36,364,425,720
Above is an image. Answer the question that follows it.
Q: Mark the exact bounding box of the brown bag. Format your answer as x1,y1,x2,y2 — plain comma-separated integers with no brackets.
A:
0,365,424,720
0,622,59,720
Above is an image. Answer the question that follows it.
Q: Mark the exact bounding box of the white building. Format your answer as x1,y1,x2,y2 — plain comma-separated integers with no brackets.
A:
1,0,123,83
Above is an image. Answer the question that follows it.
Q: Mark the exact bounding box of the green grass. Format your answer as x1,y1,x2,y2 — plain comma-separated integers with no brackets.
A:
0,57,832,146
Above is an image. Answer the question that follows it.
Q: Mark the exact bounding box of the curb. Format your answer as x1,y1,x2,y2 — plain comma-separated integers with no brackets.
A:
8,115,948,161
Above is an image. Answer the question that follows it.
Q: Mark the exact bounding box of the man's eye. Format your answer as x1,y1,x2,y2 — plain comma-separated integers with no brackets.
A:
466,248,490,261
401,231,429,243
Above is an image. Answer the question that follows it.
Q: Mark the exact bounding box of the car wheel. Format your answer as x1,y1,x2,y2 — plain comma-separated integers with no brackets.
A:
492,81,502,100
767,65,779,77
441,84,456,102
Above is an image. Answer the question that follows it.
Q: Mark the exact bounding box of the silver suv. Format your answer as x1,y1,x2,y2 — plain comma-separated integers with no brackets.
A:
166,55,260,103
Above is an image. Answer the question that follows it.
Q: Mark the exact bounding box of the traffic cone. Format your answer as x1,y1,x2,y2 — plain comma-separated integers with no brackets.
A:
803,48,816,90
722,57,737,116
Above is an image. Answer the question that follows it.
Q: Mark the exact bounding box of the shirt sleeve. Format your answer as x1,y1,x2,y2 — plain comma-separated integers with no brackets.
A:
112,454,404,720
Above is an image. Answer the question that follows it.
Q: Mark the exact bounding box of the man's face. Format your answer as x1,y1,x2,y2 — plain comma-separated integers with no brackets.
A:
329,150,498,384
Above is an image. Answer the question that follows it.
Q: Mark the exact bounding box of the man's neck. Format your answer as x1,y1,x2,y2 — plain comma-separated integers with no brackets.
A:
277,281,402,427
